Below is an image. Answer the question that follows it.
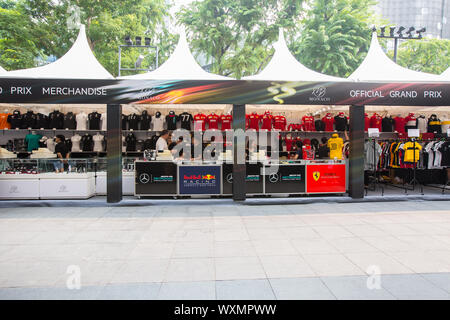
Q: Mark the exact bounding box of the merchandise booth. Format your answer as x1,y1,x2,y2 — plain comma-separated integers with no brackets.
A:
0,27,449,203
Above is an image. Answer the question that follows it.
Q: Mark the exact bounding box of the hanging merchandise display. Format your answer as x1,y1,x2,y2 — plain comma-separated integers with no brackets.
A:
369,113,382,131
247,112,260,130
394,115,406,133
64,112,77,129
273,114,286,131
364,113,370,132
128,113,140,130
71,134,82,152
220,113,232,131
328,133,344,160
381,115,395,132
76,112,88,130
152,112,164,131
93,133,105,152
206,112,220,130
193,112,207,131
49,110,64,129
334,112,348,132
405,113,417,132
178,111,193,130
427,114,441,133
301,114,315,131
322,113,334,131
261,111,273,130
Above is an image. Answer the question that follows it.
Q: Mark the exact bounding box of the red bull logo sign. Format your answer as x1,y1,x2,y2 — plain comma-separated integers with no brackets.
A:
179,166,221,195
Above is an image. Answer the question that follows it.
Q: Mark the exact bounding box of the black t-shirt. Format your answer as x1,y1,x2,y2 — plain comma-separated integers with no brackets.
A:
334,116,348,131
64,112,77,129
439,141,450,167
7,110,22,129
318,144,330,159
382,117,395,132
125,133,137,151
34,113,49,129
314,119,325,131
166,113,178,130
49,111,64,129
88,112,101,130
55,142,69,158
80,134,94,152
140,112,151,130
179,112,193,130
21,111,35,129
122,114,128,130
128,114,140,130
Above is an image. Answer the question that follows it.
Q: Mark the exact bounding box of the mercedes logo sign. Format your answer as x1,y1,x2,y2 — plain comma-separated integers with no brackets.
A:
226,173,233,184
139,173,150,184
269,173,279,183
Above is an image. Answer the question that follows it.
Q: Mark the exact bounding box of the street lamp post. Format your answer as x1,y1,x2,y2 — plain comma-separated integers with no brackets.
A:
375,26,426,63
118,36,159,77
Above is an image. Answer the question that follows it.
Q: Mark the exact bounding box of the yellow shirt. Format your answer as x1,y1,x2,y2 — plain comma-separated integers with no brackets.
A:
403,141,422,163
327,137,344,159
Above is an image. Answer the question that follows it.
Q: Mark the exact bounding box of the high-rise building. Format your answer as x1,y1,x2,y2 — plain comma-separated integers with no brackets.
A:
376,0,450,39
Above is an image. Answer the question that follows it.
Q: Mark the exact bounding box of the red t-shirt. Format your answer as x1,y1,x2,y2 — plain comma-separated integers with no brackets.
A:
394,117,406,133
261,113,273,130
273,116,286,131
194,113,207,131
302,116,315,131
247,113,260,130
288,123,301,131
364,115,370,131
206,114,220,130
285,137,294,151
220,114,232,130
405,114,417,128
322,116,334,131
370,114,382,130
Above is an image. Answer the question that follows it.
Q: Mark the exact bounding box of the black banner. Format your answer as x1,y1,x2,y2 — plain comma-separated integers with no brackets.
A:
0,78,449,105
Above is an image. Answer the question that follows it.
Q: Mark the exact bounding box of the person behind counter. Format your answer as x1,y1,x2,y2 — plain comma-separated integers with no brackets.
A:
54,135,70,173
156,130,170,151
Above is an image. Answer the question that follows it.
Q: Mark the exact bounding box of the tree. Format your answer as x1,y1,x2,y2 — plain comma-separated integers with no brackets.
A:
392,38,450,75
291,0,380,77
0,0,172,76
177,0,305,79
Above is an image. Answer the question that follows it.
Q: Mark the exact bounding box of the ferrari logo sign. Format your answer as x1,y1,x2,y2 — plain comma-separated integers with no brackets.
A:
313,171,320,181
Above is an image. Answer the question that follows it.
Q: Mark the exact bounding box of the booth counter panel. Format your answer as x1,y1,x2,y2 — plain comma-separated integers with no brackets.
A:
0,175,40,199
135,161,177,196
306,163,346,193
264,164,306,194
178,164,222,195
39,173,95,199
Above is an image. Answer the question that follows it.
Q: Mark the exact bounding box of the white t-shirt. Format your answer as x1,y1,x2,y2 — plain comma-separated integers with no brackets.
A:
417,117,427,133
152,116,164,132
101,113,107,131
46,138,55,152
156,137,168,151
71,134,82,152
93,134,104,152
76,113,88,130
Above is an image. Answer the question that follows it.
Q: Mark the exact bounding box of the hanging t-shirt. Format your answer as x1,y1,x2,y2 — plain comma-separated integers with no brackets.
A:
382,117,395,132
369,114,382,130
22,111,35,129
140,112,151,130
405,115,417,130
125,133,137,151
220,114,232,130
302,116,315,131
76,113,88,130
206,113,220,130
93,134,105,152
0,113,11,129
166,113,178,130
417,117,427,133
128,114,140,130
88,112,101,130
322,116,334,131
25,133,42,152
81,134,94,152
315,119,325,131
7,110,22,129
71,135,82,152
179,112,193,130
364,115,370,132
318,144,330,159
101,113,107,131
194,113,207,131
273,115,286,131
261,113,273,130
48,111,64,129
427,115,441,133
334,115,348,131
152,116,164,131
247,113,260,130
64,112,77,129
327,136,344,159
394,116,406,133
46,138,56,152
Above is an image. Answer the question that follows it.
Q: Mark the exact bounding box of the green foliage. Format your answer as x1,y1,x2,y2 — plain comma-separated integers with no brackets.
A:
292,0,380,77
177,0,304,79
391,38,450,75
0,0,172,76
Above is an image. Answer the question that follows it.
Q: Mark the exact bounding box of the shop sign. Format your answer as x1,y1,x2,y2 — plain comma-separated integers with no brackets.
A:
179,166,221,194
306,164,346,193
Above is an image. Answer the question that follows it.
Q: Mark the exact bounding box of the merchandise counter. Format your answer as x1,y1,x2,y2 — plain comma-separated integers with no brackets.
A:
135,160,346,197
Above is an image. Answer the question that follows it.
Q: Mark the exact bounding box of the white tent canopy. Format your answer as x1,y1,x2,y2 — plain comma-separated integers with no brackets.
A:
349,32,442,82
0,66,6,74
243,30,344,82
122,31,231,80
441,67,450,80
3,25,113,79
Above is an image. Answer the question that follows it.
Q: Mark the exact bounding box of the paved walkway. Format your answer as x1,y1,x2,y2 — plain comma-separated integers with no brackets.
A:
1,200,450,299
